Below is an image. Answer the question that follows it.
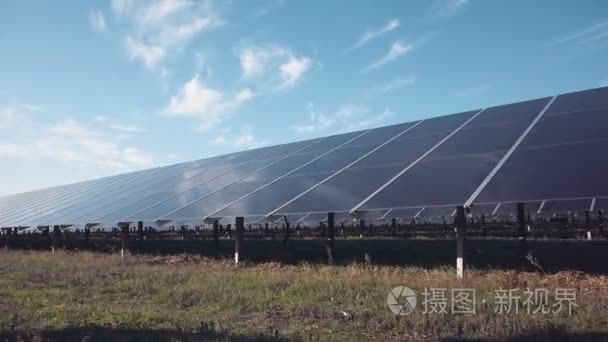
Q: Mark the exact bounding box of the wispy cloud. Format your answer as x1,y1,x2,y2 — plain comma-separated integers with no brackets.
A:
91,116,145,134
291,104,395,134
237,44,313,90
364,41,414,72
124,36,165,68
279,56,312,88
164,74,254,131
546,19,608,47
108,123,145,134
110,0,223,69
450,83,492,98
210,126,266,149
363,34,433,72
349,19,400,51
367,76,417,98
89,8,106,33
600,77,608,87
253,0,285,18
0,105,154,170
429,0,470,20
111,0,133,17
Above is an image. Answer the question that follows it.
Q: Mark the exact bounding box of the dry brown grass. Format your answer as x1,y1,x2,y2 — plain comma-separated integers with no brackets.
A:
0,250,607,341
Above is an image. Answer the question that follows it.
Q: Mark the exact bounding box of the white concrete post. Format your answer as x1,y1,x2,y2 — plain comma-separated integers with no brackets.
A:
455,206,466,279
234,217,244,264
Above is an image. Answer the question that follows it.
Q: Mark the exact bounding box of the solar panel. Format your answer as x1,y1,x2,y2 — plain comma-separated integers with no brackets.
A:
2,166,170,226
359,98,551,211
119,137,341,223
474,87,608,204
1,86,607,229
165,124,415,222
272,111,477,215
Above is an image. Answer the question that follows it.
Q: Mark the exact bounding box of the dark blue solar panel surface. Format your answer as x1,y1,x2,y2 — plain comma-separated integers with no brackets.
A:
72,140,319,224
594,198,608,212
361,99,550,210
1,86,607,228
121,138,331,222
17,165,184,226
277,112,476,214
165,124,415,220
3,167,163,226
166,132,367,218
476,88,608,203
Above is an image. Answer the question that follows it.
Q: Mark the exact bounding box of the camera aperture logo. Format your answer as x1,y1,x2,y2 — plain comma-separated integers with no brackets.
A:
387,286,417,315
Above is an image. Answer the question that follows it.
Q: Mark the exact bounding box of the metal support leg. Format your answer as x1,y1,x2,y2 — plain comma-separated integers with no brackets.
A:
585,211,592,240
234,217,244,264
120,225,129,258
3,229,8,251
137,221,144,241
326,212,335,264
212,220,219,247
283,220,290,244
359,219,365,238
481,214,487,237
598,210,604,237
52,225,61,254
455,206,466,279
517,202,528,253
84,227,90,246
180,225,186,240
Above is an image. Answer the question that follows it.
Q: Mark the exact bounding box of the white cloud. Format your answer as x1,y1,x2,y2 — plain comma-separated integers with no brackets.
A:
349,19,399,50
0,104,43,129
211,135,227,145
237,44,313,89
210,126,266,149
124,36,166,68
111,0,223,69
546,19,608,47
164,74,254,130
600,77,608,87
354,108,395,129
291,104,395,134
108,123,145,133
94,116,107,123
89,8,106,33
364,41,414,71
279,56,312,88
140,0,191,24
430,0,469,20
111,0,133,16
239,45,286,79
367,76,417,98
0,105,154,171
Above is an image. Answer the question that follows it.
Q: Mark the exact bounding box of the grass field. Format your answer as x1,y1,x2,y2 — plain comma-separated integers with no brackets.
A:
0,249,607,341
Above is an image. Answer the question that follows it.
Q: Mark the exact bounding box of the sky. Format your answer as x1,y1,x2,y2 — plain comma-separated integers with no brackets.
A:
1,0,607,196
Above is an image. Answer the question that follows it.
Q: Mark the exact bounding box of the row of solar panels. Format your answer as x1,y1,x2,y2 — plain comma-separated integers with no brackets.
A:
1,86,607,229
277,198,605,228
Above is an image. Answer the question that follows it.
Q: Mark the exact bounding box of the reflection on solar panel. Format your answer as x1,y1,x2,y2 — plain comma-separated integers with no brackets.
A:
1,86,607,229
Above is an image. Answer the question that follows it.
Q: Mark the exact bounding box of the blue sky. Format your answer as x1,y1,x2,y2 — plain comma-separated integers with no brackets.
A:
1,0,607,196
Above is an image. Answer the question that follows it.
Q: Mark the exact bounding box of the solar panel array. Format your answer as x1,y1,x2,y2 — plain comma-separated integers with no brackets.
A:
1,86,607,229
